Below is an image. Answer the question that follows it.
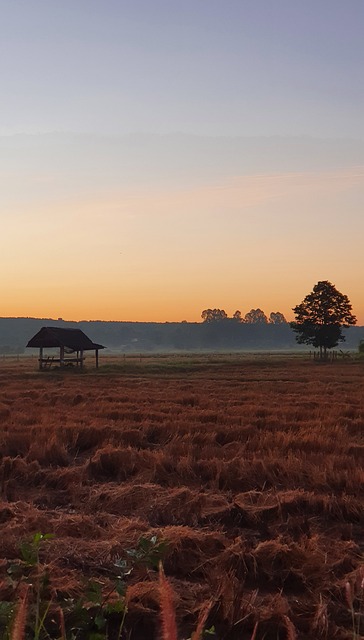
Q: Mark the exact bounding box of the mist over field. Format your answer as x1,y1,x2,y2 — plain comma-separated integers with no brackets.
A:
1,316,364,355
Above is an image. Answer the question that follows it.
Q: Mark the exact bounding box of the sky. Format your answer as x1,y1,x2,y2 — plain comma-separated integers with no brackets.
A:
0,0,363,322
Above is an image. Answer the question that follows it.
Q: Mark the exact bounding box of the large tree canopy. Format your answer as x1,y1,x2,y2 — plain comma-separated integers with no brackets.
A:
291,280,356,356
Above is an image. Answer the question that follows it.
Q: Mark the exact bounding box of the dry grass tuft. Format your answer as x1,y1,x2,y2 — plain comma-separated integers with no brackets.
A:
11,584,29,640
159,563,178,640
283,614,297,640
190,599,213,640
58,606,66,640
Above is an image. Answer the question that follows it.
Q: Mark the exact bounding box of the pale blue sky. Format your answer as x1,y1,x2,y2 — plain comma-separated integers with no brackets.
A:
0,1,363,322
1,0,363,137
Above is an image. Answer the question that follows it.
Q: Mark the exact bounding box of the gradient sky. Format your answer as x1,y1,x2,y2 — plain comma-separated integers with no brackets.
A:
1,1,363,322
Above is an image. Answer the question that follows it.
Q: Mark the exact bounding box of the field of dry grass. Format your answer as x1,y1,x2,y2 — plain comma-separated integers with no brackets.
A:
0,354,364,639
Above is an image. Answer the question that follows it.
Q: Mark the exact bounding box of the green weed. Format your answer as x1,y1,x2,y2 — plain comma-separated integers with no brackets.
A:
3,532,167,639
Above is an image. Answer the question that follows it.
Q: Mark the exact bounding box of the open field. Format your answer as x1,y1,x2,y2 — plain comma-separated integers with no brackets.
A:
0,354,364,639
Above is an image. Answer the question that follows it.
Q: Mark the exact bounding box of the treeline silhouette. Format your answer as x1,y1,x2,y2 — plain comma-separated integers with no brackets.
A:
0,317,363,353
201,308,286,324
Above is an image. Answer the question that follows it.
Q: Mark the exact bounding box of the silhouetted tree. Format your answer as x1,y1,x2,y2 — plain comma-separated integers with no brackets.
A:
232,310,242,322
269,311,287,324
243,308,268,324
291,280,356,358
201,308,228,323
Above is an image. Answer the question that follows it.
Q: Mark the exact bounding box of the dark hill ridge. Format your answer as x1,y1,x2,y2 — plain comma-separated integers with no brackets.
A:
0,317,363,354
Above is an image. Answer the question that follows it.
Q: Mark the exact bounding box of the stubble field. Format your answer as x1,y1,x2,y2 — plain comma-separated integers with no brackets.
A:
0,354,364,639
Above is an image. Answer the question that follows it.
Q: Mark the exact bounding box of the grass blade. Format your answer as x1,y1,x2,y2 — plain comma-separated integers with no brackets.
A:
159,562,178,640
191,599,213,640
11,585,29,640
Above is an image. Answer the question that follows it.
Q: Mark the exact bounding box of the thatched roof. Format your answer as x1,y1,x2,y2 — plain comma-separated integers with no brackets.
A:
26,327,105,351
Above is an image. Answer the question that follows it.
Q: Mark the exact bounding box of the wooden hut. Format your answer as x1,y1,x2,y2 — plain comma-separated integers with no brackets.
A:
26,327,105,370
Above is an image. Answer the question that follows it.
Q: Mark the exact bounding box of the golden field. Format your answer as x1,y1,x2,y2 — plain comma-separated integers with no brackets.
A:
0,354,364,639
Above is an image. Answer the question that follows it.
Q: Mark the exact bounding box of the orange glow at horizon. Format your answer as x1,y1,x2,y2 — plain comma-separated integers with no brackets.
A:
0,168,363,324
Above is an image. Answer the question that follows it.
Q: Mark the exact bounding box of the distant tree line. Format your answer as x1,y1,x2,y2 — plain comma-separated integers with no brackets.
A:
0,281,361,356
201,308,287,324
200,281,358,358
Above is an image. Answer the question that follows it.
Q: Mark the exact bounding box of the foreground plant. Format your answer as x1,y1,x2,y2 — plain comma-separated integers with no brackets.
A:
6,532,54,640
125,535,168,571
3,532,169,639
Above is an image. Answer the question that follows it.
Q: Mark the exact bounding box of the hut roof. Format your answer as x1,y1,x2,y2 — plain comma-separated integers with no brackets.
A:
26,327,105,351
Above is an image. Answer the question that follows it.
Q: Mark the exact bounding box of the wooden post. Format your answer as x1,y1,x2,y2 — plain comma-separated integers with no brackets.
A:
95,349,99,369
39,347,43,370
